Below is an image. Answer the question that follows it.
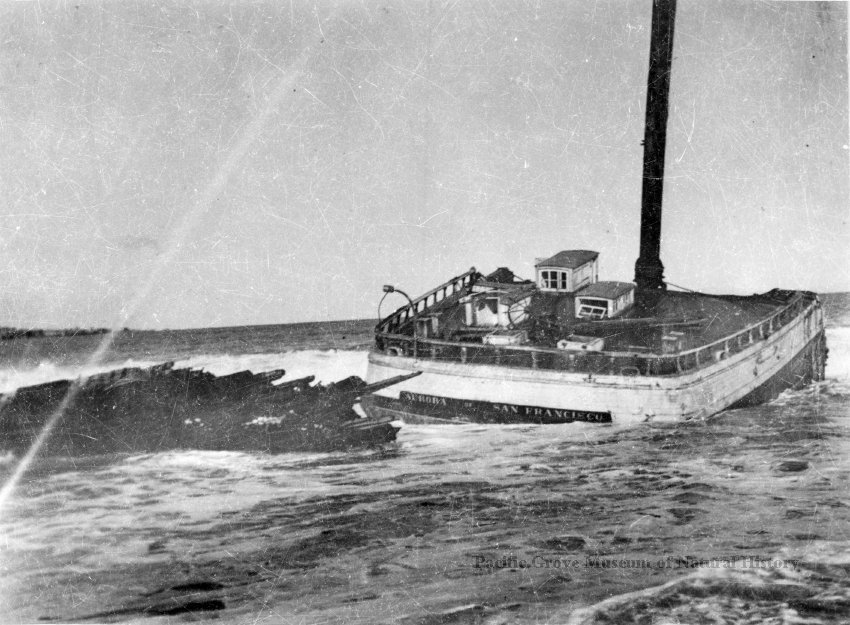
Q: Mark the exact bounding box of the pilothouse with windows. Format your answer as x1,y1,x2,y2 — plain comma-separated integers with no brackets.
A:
535,250,598,293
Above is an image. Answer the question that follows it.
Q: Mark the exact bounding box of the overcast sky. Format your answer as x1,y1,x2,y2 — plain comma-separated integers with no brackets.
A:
1,0,847,329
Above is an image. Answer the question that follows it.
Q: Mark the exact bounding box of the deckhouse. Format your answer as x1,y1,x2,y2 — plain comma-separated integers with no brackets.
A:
535,250,598,293
575,281,635,320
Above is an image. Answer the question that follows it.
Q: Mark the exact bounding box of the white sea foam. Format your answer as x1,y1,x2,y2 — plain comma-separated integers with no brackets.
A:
0,350,369,395
825,327,850,380
0,359,163,395
171,349,368,384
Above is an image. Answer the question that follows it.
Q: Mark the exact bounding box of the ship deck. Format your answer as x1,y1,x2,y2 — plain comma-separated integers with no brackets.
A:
374,269,818,378
580,290,787,353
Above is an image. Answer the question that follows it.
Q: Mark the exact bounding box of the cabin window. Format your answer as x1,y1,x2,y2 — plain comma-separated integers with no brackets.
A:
578,305,608,320
540,269,569,291
576,297,611,320
579,298,609,309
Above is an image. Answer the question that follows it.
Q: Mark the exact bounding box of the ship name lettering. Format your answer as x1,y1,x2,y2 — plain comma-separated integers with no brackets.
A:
406,392,447,406
400,391,607,423
522,406,590,421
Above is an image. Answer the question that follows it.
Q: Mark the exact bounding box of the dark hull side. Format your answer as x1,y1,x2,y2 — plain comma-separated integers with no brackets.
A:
728,330,827,409
0,368,399,457
363,330,828,425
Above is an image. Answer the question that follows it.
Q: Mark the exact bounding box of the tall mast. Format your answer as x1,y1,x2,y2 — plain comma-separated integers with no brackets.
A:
634,0,676,291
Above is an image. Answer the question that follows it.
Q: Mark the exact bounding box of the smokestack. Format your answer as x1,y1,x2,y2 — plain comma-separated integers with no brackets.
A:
634,0,676,292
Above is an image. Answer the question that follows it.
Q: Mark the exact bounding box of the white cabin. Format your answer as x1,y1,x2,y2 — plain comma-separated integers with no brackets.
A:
535,250,599,293
574,281,635,320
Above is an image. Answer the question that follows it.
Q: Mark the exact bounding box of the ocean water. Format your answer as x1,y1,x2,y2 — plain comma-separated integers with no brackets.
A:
1,296,849,624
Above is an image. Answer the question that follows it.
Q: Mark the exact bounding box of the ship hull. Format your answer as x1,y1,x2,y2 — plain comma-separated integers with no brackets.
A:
363,301,826,425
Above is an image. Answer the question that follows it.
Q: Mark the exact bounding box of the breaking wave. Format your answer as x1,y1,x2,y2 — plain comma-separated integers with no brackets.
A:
0,359,162,395
0,349,369,395
562,555,850,625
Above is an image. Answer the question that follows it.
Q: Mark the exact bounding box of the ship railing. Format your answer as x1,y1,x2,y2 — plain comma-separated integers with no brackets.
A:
376,268,480,336
375,292,817,377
